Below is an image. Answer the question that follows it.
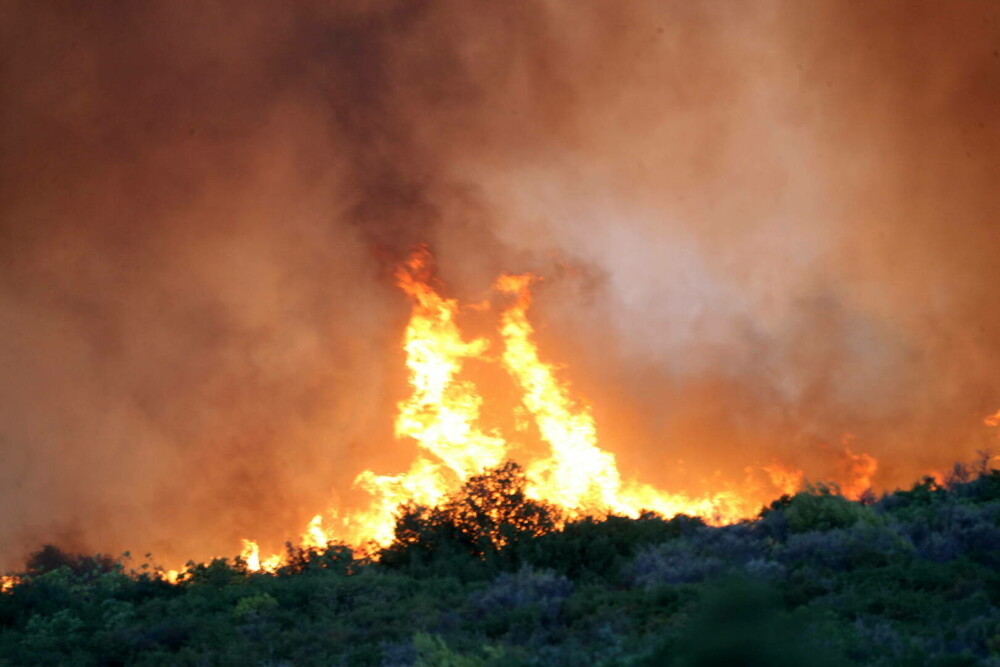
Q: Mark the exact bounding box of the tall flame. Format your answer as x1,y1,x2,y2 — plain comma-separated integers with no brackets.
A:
234,248,878,572
496,273,756,522
340,248,511,546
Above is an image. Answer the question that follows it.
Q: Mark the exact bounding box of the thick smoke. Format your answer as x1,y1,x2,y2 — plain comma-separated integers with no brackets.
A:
1,1,998,569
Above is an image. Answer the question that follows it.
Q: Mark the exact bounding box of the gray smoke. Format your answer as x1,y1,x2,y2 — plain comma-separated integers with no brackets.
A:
1,0,998,569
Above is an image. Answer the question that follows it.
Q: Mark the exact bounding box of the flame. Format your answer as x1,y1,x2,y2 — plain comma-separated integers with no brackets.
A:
495,272,768,523
302,515,328,550
337,248,511,546
233,248,881,571
239,539,281,573
985,409,1000,427
839,446,878,500
764,463,805,497
393,249,507,478
0,574,20,593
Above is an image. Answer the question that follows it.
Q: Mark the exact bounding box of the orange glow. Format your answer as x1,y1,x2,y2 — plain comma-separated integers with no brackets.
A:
0,574,20,593
241,539,280,574
839,446,878,500
302,515,328,550
764,463,806,497
236,248,882,569
985,409,1000,427
496,272,781,523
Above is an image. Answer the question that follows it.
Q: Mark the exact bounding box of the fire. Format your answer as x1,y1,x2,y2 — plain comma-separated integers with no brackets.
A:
839,446,878,500
494,273,754,521
393,249,507,480
985,409,1000,427
764,463,806,497
1,574,20,593
339,249,510,545
235,248,880,570
241,539,281,574
495,273,619,511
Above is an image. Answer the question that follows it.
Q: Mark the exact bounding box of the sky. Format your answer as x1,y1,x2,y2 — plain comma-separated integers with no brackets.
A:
1,0,999,569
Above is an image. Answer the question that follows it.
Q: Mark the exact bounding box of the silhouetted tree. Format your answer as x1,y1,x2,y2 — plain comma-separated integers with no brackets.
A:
380,461,559,570
24,544,117,577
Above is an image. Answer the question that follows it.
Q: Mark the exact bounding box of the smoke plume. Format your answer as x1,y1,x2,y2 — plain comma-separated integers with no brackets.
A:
1,0,998,569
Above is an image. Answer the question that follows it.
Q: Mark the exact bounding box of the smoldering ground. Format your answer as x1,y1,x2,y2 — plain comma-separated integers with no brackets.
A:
1,1,998,569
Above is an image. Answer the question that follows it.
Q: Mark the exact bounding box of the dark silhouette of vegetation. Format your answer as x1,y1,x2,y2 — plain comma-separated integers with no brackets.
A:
379,461,559,574
24,544,117,578
4,459,1000,665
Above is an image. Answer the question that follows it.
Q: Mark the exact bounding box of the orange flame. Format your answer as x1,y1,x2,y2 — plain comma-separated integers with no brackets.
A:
234,248,880,571
336,248,511,546
839,446,878,500
763,463,805,497
985,409,1000,427
241,539,281,573
0,574,20,593
496,272,771,523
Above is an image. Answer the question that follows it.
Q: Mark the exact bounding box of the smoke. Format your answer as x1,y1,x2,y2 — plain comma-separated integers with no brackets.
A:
1,0,998,568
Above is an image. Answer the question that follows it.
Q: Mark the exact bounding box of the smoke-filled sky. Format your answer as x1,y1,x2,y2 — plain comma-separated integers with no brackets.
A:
1,1,999,569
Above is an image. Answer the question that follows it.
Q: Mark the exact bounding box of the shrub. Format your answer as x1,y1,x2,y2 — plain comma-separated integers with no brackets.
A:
628,540,725,587
780,522,913,571
470,567,572,623
643,578,851,666
518,512,702,581
380,462,559,574
784,484,880,533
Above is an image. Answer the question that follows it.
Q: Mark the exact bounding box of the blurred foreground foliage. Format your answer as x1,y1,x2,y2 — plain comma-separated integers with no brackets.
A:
5,461,1000,665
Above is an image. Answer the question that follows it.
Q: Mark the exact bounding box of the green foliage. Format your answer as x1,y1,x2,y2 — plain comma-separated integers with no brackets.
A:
783,483,880,533
232,592,278,621
4,459,1000,665
278,542,355,575
644,577,850,667
380,461,559,574
24,544,119,578
521,512,703,581
413,632,506,667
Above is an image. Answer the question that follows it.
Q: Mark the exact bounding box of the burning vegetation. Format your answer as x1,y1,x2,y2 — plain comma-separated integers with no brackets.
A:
4,456,1000,664
2,1,1000,661
229,247,884,574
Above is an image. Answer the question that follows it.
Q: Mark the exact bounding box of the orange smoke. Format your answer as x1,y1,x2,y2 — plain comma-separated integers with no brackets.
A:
838,445,878,500
764,463,805,497
234,248,883,572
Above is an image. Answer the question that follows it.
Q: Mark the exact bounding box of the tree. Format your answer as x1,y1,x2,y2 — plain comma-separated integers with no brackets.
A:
380,461,560,570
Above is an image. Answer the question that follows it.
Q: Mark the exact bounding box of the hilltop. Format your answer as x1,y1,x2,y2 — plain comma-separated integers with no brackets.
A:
3,460,1000,666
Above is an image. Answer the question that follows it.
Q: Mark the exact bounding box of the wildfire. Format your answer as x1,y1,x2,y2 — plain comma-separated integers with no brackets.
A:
494,272,756,522
241,539,281,574
764,463,806,497
839,446,878,500
1,574,20,593
235,247,879,570
985,409,1000,427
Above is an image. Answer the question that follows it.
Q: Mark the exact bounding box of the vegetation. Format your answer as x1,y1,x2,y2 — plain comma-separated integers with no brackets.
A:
4,461,1000,665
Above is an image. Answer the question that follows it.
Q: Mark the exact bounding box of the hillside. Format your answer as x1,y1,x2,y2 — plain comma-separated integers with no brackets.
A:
3,461,1000,666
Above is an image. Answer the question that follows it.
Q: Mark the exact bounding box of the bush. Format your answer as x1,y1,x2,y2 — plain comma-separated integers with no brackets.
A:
518,512,703,581
643,578,850,666
783,484,880,533
780,522,914,571
380,462,559,575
